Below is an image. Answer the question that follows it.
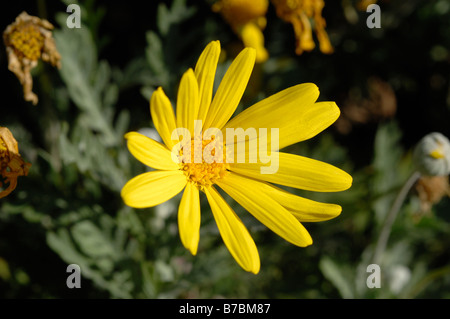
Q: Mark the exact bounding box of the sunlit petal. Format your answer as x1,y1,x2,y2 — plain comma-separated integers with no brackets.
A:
229,152,353,192
194,40,221,125
150,87,177,148
204,186,260,274
121,170,186,208
204,47,256,130
178,182,201,255
176,68,199,135
218,172,313,247
125,132,179,170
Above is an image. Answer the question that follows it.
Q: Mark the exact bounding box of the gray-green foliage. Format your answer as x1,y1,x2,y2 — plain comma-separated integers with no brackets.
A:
35,0,207,299
319,121,450,299
2,3,186,298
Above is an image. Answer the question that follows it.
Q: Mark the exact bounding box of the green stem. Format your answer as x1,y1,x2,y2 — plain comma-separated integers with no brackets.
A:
37,0,48,20
404,265,450,298
372,171,421,265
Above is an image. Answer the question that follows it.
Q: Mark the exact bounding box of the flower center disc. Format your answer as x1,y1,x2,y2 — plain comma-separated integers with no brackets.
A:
180,135,229,188
9,22,44,61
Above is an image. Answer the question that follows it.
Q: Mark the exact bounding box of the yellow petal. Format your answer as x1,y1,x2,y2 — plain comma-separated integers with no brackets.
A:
194,40,221,125
296,101,340,143
150,87,177,149
121,170,186,208
204,186,260,274
254,182,342,222
125,132,179,170
229,152,353,192
178,182,201,255
224,83,318,130
224,84,339,151
217,172,313,247
176,68,199,135
203,47,256,130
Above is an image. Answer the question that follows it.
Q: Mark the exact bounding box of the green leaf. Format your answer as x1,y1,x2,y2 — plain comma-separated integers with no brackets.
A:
319,256,355,299
71,219,116,259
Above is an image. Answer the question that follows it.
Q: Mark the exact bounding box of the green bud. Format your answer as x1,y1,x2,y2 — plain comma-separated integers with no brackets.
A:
413,132,450,176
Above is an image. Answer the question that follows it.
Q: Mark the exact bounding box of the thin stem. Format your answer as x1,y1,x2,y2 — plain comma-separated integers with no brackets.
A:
404,265,450,298
372,171,421,265
37,0,48,20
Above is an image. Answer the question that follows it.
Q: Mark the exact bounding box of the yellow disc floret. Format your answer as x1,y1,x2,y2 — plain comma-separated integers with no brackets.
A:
8,22,44,61
180,134,229,188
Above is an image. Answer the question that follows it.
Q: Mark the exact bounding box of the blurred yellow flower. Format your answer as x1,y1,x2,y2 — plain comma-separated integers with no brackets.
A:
213,0,269,63
272,0,334,55
0,127,31,199
356,0,378,11
121,41,352,273
3,11,61,105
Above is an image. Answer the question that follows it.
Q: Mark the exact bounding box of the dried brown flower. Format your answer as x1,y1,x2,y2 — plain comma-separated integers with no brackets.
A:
271,0,333,55
415,175,450,214
0,127,31,199
3,11,61,105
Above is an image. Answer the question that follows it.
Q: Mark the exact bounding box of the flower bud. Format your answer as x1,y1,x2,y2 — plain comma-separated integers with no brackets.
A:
413,132,450,176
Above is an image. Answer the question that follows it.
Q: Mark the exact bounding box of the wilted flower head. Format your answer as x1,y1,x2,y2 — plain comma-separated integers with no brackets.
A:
3,11,61,105
0,127,31,199
413,132,450,177
415,175,449,214
213,0,269,63
271,0,333,55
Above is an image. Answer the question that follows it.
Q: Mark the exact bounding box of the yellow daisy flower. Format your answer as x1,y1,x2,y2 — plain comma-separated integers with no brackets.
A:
121,41,352,274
